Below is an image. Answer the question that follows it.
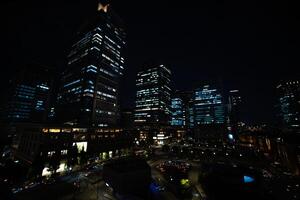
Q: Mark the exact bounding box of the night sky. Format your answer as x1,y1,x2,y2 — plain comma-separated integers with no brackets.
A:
0,0,299,124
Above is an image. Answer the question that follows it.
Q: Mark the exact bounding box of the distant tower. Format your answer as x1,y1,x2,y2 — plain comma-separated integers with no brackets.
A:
276,80,300,129
170,90,194,128
228,90,242,126
5,63,53,123
176,90,194,128
170,97,184,126
192,85,225,126
134,64,171,128
57,1,126,127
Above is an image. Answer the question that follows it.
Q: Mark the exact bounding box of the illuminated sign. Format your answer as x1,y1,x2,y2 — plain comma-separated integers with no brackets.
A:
97,3,109,13
62,129,72,133
49,129,60,133
72,128,87,132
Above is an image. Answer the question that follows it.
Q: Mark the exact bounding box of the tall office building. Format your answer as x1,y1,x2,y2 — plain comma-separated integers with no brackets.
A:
5,64,53,123
277,81,300,128
120,109,134,129
176,90,194,128
170,97,184,126
192,85,225,126
228,90,242,126
57,1,126,127
134,64,171,128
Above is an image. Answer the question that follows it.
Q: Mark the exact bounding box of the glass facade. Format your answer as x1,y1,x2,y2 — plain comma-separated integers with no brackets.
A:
171,97,184,126
173,91,194,128
277,81,300,128
6,65,52,122
57,4,126,127
228,90,242,125
134,65,171,127
192,85,225,125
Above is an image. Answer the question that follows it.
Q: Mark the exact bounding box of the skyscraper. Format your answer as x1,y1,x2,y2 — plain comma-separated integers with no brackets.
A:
57,1,126,127
170,97,184,126
175,90,194,128
134,64,171,128
277,81,300,129
5,63,53,123
228,90,242,126
192,85,225,126
120,109,134,129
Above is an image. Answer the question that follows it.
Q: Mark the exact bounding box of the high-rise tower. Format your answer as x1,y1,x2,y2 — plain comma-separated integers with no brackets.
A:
277,80,300,129
57,1,126,127
193,85,225,126
134,64,171,128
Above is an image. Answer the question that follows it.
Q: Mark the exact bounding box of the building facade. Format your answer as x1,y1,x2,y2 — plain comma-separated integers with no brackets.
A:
134,64,171,128
175,90,194,128
57,2,126,127
12,123,133,174
228,89,242,132
192,85,225,126
228,90,242,122
5,64,53,123
277,81,300,129
120,109,134,129
170,97,185,126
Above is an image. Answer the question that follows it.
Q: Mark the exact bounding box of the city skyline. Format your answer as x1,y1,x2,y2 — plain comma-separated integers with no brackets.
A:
0,1,299,200
0,0,299,124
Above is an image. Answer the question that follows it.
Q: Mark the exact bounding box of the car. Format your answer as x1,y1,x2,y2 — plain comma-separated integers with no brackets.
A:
26,182,39,189
84,171,92,177
73,180,80,188
150,181,165,193
11,187,23,194
44,178,56,185
157,186,165,191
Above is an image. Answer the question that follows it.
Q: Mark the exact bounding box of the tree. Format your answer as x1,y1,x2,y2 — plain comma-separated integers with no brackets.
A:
79,147,87,166
49,151,61,175
139,140,147,147
30,154,46,179
162,144,170,152
2,159,28,185
67,145,78,169
172,146,180,154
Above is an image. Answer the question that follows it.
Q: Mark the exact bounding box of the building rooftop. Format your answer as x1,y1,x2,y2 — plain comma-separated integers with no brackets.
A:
104,157,150,173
